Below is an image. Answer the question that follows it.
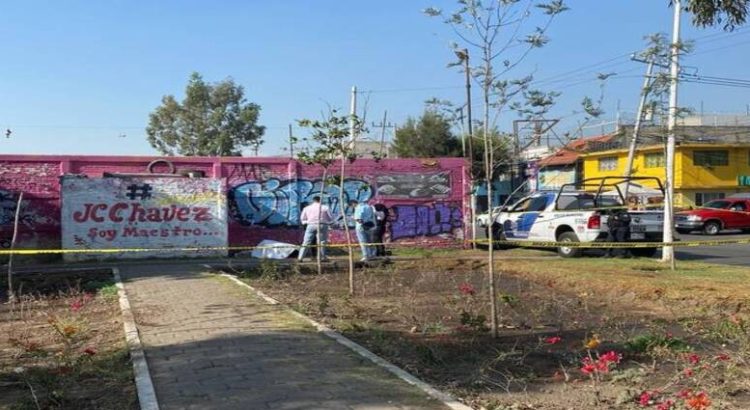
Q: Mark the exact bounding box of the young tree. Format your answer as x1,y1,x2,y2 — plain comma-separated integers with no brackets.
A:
391,110,461,158
297,110,365,294
147,72,265,156
426,0,568,337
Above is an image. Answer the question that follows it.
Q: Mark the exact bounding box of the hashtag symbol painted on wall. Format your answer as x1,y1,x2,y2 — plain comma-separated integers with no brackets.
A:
126,184,153,200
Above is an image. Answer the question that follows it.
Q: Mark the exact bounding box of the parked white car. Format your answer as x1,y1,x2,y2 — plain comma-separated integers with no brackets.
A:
476,177,666,257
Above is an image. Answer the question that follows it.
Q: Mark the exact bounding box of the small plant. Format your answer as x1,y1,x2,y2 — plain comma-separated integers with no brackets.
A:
317,293,331,316
460,311,489,332
451,282,489,332
626,332,689,354
499,293,520,308
98,284,119,298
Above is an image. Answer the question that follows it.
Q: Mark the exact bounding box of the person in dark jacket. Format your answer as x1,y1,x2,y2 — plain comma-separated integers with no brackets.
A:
372,203,389,257
604,209,632,258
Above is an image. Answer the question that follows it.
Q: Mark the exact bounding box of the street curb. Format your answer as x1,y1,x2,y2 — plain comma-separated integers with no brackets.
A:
113,268,160,410
217,271,473,410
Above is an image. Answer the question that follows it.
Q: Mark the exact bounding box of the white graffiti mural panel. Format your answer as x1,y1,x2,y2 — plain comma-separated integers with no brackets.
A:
61,177,227,261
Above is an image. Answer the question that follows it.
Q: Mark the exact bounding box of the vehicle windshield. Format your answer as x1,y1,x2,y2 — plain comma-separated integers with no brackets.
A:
704,200,730,209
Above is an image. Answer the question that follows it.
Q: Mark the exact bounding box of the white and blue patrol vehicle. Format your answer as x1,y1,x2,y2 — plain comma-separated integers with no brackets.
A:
476,177,666,258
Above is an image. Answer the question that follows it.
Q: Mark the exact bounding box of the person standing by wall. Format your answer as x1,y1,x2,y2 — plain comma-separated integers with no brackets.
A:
352,199,376,262
373,202,389,257
298,195,333,262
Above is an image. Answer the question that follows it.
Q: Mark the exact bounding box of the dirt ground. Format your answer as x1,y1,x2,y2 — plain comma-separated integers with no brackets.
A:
0,270,137,410
234,250,750,410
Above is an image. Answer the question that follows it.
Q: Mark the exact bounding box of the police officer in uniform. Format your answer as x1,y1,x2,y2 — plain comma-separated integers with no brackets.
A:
604,208,632,258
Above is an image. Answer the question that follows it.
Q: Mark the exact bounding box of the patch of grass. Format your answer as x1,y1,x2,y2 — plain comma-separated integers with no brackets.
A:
5,347,136,410
625,333,689,354
98,283,119,298
495,256,750,303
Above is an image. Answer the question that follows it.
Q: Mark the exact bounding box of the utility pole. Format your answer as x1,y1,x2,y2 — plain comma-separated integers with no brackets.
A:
455,48,476,250
457,106,466,157
349,86,358,148
662,1,682,269
371,111,394,157
624,58,656,197
455,49,474,165
288,124,295,158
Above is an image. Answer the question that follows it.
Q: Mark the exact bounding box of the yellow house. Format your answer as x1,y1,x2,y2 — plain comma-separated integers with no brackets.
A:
581,143,750,207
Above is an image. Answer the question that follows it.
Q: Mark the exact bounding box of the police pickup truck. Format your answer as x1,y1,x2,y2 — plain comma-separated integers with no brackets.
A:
476,177,665,258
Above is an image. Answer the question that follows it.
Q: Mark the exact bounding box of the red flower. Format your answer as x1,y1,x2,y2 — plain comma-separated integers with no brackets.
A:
656,399,675,410
599,350,622,364
716,353,730,361
683,368,694,377
580,357,597,374
687,353,701,365
70,299,84,312
544,336,562,345
686,391,710,410
458,283,475,296
82,347,97,356
638,391,653,406
580,351,622,375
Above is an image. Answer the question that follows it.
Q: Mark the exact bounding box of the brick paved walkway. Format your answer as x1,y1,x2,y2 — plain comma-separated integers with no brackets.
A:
120,263,449,410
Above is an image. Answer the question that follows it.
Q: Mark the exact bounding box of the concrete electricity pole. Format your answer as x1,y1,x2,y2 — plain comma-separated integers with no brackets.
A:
624,58,656,197
349,86,358,148
288,124,295,158
662,1,682,269
455,49,474,166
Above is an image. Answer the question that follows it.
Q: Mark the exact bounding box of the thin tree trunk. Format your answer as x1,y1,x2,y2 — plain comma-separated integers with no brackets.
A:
339,160,355,295
316,168,328,275
7,192,23,303
483,54,499,339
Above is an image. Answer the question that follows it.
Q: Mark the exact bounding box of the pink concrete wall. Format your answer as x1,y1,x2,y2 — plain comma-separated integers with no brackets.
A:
0,155,470,255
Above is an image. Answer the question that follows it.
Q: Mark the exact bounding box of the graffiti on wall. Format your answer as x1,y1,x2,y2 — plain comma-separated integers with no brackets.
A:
390,203,463,240
0,189,56,229
376,172,451,198
229,178,373,227
61,177,228,261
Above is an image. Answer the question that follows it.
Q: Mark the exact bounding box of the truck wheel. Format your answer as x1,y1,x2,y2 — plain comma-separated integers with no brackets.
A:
631,247,657,258
557,232,582,258
676,228,692,235
703,221,721,236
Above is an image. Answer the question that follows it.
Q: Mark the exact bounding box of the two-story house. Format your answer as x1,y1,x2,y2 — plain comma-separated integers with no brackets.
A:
581,125,750,206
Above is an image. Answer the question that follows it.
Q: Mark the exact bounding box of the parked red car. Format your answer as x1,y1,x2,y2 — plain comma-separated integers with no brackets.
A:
675,198,750,235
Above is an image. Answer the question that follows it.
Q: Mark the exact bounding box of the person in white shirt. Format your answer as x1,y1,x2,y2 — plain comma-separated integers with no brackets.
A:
298,196,333,261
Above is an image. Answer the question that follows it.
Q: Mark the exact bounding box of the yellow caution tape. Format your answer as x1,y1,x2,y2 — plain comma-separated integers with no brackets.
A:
1,236,750,255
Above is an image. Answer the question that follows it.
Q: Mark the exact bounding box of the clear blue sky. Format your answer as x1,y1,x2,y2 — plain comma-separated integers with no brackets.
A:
2,1,749,157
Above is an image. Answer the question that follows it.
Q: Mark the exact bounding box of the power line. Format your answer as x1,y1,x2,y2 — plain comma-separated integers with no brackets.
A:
362,85,463,93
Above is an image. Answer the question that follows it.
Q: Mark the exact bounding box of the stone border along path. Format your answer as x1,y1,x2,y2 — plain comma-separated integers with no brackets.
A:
118,262,465,410
113,268,160,410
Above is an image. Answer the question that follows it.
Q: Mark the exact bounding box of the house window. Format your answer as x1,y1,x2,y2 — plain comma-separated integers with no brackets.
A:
693,150,729,167
598,156,618,171
695,192,725,206
644,152,665,168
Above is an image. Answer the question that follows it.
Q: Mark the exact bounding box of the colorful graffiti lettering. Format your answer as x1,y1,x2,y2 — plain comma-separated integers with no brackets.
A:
390,203,462,240
228,178,373,227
